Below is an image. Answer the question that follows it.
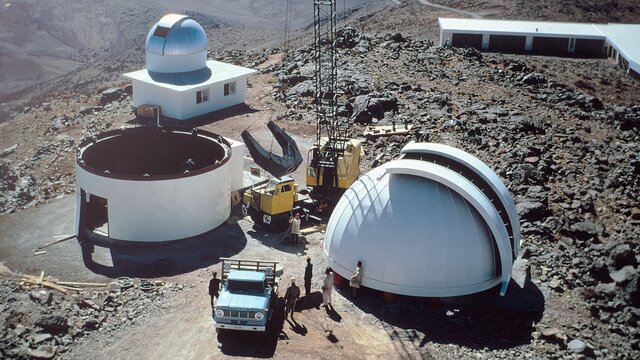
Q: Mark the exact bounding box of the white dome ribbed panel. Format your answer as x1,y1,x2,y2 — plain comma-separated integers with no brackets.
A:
146,15,208,56
400,142,521,257
324,158,514,297
145,14,208,73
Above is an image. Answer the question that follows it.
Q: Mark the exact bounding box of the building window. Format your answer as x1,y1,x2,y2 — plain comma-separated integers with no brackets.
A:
196,89,209,104
224,81,236,96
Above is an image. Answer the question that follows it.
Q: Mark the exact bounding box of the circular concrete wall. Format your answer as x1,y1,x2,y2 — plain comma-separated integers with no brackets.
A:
75,127,231,243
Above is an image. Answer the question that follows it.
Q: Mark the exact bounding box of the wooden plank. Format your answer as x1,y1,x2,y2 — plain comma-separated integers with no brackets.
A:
57,281,108,287
53,234,74,239
38,234,76,250
300,224,327,235
33,250,47,256
41,281,68,293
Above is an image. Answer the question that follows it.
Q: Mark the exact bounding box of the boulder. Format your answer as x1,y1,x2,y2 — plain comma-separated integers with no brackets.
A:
609,244,637,270
336,27,359,49
26,345,57,359
100,87,125,105
521,73,547,86
567,339,586,354
568,221,597,241
609,265,637,284
35,315,69,334
350,94,398,124
516,201,549,222
29,290,53,305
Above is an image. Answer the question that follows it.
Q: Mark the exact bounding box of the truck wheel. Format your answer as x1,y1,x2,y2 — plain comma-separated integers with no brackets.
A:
241,203,248,217
269,213,290,232
249,212,263,226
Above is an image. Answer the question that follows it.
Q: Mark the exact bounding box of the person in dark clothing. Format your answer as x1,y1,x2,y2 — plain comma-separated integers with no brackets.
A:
304,256,313,297
284,277,300,319
209,271,221,312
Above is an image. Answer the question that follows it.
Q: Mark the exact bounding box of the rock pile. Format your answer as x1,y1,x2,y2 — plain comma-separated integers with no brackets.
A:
273,27,640,358
0,276,188,359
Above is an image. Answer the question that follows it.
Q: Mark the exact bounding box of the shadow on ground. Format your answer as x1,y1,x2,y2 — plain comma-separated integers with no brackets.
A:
126,103,260,128
217,297,285,357
79,221,247,278
246,226,309,256
333,275,544,356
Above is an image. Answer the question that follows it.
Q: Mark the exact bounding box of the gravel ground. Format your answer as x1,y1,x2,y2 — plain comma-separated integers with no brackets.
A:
1,1,640,359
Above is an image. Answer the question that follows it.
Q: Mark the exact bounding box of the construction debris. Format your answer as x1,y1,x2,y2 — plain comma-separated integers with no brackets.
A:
363,123,413,138
1,272,188,358
37,234,76,250
21,271,108,293
300,224,327,235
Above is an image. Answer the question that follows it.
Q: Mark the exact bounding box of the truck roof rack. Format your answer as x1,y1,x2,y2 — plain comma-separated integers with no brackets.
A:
220,258,279,287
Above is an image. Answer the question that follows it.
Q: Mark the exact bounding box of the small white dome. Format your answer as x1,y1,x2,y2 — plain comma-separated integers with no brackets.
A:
145,14,209,73
323,143,519,297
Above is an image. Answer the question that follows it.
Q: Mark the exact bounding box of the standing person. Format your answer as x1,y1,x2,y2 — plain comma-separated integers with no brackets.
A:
304,256,313,297
349,261,363,299
289,213,301,243
322,267,334,308
209,271,221,312
284,277,300,319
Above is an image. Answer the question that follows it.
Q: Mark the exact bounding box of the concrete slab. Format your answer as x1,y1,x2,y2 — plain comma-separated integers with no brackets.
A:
0,195,250,281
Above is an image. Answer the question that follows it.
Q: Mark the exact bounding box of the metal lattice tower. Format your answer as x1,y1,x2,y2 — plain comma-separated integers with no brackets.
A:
313,0,348,168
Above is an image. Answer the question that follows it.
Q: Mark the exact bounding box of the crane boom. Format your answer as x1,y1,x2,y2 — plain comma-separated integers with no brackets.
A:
308,0,361,193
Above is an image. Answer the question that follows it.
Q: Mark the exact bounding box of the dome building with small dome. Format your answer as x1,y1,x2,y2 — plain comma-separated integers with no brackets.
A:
123,14,257,121
323,142,521,297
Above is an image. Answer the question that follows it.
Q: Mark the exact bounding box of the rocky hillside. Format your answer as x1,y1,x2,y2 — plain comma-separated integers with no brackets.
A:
273,21,640,357
1,1,640,359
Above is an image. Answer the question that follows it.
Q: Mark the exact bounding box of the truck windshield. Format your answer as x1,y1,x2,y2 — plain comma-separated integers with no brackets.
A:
227,280,264,294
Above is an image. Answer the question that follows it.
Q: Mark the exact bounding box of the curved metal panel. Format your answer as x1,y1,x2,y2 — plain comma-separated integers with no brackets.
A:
156,14,189,28
145,27,166,55
400,142,521,258
145,15,208,56
381,159,513,295
164,19,208,56
324,159,512,297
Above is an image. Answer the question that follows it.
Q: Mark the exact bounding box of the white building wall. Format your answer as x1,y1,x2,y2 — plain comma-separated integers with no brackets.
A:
75,163,231,242
225,137,246,192
131,80,182,120
146,51,207,73
180,76,249,120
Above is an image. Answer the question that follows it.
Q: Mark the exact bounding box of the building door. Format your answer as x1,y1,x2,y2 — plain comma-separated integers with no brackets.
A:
81,190,109,236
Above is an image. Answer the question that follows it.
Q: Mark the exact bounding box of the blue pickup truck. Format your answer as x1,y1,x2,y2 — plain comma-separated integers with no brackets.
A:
213,258,279,332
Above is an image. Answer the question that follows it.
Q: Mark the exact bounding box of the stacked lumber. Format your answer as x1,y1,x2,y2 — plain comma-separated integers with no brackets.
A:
21,271,108,294
300,223,327,235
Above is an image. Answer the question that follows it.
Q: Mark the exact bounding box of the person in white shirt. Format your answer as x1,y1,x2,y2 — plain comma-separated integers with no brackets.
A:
349,261,363,299
289,212,301,243
322,267,334,308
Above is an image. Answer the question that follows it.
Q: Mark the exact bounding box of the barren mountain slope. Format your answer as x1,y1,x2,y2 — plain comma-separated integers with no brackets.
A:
1,1,640,359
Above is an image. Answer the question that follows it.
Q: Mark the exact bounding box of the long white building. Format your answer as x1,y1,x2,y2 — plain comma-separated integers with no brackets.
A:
439,18,640,77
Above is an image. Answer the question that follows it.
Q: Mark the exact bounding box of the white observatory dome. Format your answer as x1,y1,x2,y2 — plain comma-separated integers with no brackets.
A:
145,14,209,73
324,143,520,297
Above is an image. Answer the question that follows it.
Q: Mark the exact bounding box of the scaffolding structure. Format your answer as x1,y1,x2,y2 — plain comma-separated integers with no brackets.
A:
312,0,349,176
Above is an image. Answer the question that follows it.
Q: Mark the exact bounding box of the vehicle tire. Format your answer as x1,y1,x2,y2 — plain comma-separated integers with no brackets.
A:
247,207,263,226
241,203,249,217
269,213,290,232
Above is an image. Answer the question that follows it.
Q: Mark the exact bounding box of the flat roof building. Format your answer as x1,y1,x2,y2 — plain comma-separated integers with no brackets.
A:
438,18,640,77
123,14,258,121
